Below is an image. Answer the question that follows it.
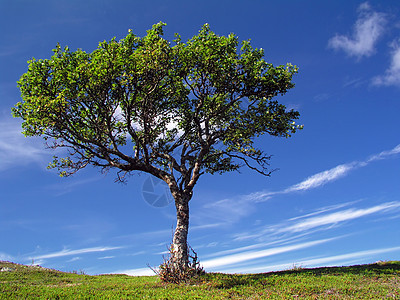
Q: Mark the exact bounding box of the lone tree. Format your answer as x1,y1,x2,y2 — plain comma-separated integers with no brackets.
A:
13,23,302,278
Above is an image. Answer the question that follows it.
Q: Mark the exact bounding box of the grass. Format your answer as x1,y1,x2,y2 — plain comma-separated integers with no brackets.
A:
1,260,399,299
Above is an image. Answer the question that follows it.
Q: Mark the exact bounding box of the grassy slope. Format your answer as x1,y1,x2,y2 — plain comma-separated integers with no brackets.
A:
0,260,399,299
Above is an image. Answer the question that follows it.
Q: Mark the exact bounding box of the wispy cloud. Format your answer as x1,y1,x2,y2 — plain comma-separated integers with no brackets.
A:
0,252,14,262
200,144,400,225
373,40,400,86
201,238,335,270
273,202,400,235
111,267,155,276
343,77,365,88
0,117,48,172
32,246,123,260
221,246,400,274
202,199,399,272
283,144,399,194
328,2,386,59
367,144,400,161
66,257,82,263
0,48,19,57
45,176,104,197
233,201,400,243
201,196,260,224
288,202,358,221
284,162,361,193
98,256,115,260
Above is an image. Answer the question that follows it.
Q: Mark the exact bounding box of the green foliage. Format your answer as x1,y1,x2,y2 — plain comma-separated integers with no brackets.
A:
1,261,399,299
13,22,302,184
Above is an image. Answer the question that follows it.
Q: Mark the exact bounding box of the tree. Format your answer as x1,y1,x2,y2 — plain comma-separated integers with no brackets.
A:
13,22,302,277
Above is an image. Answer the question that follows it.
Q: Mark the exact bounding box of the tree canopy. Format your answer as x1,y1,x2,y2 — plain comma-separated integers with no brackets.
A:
13,22,302,277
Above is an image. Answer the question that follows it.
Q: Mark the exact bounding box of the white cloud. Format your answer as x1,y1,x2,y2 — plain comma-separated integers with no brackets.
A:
367,143,400,161
284,162,359,193
201,197,259,224
221,246,400,274
288,201,358,221
201,238,334,270
0,252,14,262
282,143,399,193
270,144,399,194
66,257,82,262
45,176,104,197
111,267,155,276
191,223,225,231
198,144,400,226
232,201,400,243
275,202,400,234
373,41,400,86
296,246,400,267
328,2,386,59
32,246,123,260
0,117,48,171
203,243,268,259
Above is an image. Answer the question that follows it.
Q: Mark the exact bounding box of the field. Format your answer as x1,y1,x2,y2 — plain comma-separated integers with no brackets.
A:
1,260,399,299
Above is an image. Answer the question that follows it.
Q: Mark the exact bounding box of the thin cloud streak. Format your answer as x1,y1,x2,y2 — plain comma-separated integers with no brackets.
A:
201,144,400,225
233,201,400,242
288,201,358,221
201,238,335,269
328,2,386,59
284,162,360,193
0,118,48,171
221,246,400,274
112,267,155,276
368,144,400,161
283,143,399,194
32,246,123,260
275,202,400,234
45,176,104,197
0,252,14,262
98,256,115,260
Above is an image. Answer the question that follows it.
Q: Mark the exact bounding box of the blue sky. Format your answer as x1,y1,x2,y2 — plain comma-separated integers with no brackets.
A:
1,0,400,276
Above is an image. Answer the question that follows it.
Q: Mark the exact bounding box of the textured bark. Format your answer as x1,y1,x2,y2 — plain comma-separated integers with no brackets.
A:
172,194,190,271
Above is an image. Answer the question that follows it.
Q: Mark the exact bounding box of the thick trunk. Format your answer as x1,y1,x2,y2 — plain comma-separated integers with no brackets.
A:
172,194,190,271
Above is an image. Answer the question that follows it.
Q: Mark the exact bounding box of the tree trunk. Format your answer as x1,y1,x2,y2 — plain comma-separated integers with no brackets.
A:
172,194,190,271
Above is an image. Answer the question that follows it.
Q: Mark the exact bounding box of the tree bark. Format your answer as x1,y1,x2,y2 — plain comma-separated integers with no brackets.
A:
172,194,190,271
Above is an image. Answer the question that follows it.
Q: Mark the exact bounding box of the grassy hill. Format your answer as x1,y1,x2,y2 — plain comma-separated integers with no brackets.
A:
1,260,399,299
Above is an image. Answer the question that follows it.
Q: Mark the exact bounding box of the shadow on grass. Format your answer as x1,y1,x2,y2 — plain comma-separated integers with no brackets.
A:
205,261,400,289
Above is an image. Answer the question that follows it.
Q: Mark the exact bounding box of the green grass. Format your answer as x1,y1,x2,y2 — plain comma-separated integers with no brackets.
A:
1,260,399,299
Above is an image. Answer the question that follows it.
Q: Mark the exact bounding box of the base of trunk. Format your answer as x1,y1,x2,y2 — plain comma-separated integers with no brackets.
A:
156,243,204,283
